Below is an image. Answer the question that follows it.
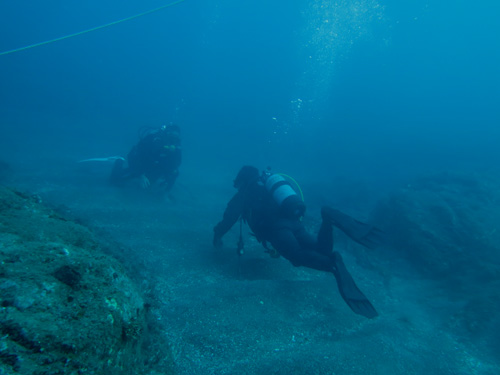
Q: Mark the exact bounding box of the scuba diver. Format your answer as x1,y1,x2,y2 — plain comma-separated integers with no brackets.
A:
212,166,386,319
110,124,182,194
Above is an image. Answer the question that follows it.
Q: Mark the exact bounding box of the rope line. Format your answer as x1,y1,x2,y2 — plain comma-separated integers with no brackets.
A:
0,0,186,56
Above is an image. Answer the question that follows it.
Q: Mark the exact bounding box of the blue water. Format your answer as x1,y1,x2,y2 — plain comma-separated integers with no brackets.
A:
1,0,498,186
1,1,500,372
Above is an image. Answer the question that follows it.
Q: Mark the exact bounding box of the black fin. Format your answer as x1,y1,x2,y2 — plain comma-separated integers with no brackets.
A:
332,252,378,319
322,207,387,249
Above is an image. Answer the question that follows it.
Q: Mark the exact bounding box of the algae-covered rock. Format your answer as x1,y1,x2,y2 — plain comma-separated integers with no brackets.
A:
0,186,174,374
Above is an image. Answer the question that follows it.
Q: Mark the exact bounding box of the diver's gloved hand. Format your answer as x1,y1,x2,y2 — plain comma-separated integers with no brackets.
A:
139,174,150,189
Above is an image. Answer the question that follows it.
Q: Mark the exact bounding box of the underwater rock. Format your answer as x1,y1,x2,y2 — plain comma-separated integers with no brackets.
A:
0,185,174,374
372,171,500,278
53,265,82,289
372,171,500,358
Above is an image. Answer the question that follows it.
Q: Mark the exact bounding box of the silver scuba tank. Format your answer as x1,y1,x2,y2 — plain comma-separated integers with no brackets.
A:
263,172,305,218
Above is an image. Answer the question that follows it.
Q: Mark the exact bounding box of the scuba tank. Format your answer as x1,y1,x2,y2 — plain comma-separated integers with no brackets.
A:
262,169,305,218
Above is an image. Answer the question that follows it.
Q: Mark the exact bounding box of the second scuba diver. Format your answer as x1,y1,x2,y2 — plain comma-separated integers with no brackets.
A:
110,124,182,195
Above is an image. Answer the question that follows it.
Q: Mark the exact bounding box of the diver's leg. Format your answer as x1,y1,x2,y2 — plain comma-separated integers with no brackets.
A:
317,209,378,318
272,225,378,319
269,227,336,273
292,218,333,257
317,209,334,255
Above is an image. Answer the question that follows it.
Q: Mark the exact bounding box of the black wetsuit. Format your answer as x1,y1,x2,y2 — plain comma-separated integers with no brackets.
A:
213,177,381,319
111,131,182,191
213,181,338,272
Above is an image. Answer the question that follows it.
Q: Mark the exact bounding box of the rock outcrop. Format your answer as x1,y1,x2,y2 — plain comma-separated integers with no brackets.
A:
372,171,500,358
0,186,173,374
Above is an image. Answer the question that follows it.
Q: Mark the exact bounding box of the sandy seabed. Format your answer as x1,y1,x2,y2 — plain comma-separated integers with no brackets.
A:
2,160,499,375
